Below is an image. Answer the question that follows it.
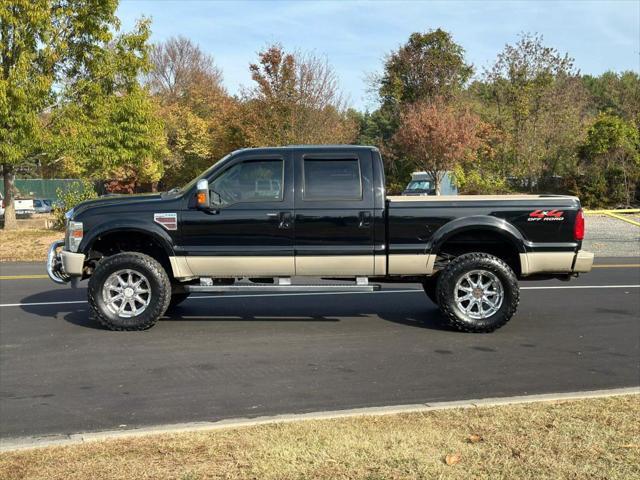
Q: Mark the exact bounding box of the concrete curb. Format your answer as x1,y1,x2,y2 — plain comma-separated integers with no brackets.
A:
1,386,637,453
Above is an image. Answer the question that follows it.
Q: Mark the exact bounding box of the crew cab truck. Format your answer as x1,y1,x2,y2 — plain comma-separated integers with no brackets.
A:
47,145,594,332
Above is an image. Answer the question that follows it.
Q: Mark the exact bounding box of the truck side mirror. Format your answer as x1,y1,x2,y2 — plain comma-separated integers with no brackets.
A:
196,179,211,210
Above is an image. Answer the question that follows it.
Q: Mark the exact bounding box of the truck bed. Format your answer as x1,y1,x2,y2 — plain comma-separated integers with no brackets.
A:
387,194,579,203
386,193,584,276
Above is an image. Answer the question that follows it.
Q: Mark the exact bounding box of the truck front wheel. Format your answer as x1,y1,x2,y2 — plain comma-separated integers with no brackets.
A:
167,292,190,311
437,253,519,333
88,252,171,331
421,273,440,305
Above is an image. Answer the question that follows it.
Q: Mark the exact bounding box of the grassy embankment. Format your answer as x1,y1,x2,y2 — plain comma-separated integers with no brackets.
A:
0,229,62,262
1,395,638,480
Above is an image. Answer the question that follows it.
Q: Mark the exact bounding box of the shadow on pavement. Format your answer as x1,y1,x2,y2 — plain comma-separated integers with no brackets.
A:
18,289,453,332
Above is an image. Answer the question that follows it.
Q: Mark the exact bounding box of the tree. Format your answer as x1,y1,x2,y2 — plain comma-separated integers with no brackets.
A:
582,71,640,126
148,36,223,104
481,33,588,189
45,19,167,191
239,45,357,146
147,36,240,188
353,108,409,193
393,100,481,194
453,121,511,194
0,0,118,229
578,113,639,206
365,28,472,191
378,29,473,109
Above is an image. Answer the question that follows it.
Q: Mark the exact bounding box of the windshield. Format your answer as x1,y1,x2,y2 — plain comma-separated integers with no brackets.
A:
169,153,234,194
406,180,433,191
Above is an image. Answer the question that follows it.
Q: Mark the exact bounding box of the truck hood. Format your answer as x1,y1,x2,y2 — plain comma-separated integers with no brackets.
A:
72,192,168,218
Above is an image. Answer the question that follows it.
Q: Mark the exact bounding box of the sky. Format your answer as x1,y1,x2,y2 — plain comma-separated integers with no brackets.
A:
117,0,640,111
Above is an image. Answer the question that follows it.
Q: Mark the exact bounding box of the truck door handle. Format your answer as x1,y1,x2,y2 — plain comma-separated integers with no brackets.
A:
358,211,371,228
268,212,292,229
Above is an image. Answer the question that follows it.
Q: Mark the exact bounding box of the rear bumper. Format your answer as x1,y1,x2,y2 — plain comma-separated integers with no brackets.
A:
46,240,85,284
520,250,594,276
573,250,594,273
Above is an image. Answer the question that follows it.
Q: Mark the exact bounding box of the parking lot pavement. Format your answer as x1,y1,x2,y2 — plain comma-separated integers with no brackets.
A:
0,260,639,440
582,214,640,257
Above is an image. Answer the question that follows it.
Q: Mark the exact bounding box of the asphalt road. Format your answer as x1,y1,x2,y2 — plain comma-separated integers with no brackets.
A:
0,260,639,440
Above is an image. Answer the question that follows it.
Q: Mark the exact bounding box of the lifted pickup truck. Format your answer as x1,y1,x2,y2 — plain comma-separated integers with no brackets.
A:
47,145,593,332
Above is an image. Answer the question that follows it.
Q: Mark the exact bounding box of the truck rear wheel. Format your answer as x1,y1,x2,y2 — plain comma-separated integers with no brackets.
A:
88,252,171,331
437,253,519,333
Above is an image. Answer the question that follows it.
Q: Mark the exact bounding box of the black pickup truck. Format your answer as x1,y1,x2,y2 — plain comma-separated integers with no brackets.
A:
47,145,593,332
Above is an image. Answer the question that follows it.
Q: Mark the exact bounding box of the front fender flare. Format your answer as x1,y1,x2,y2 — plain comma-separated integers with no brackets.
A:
79,221,176,257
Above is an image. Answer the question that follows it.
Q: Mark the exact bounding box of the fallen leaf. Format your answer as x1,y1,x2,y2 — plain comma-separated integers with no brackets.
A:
468,433,483,443
445,454,461,466
621,444,640,449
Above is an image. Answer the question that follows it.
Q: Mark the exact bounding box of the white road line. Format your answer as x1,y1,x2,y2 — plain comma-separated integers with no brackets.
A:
1,284,639,308
0,300,88,308
521,284,640,290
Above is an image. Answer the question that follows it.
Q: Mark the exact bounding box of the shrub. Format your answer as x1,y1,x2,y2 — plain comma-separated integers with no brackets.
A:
52,180,98,230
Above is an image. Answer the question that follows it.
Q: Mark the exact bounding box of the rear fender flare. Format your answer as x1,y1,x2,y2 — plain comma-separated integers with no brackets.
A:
428,215,526,256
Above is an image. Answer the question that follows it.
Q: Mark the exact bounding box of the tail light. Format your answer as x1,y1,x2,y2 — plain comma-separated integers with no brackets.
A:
574,209,585,241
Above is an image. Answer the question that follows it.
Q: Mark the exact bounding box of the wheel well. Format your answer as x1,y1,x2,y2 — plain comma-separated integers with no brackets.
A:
436,230,521,276
88,231,173,278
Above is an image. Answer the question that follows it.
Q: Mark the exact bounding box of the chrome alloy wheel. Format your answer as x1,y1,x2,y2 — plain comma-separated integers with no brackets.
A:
454,269,504,319
102,269,151,318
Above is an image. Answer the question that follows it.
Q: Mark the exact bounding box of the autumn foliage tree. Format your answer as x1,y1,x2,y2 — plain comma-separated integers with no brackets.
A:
239,45,357,146
364,28,474,191
378,29,473,108
480,33,588,188
393,100,481,194
1,0,120,229
45,19,167,192
576,114,640,207
147,36,240,188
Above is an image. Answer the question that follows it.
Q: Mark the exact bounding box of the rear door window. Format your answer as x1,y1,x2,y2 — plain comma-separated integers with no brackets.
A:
303,158,362,200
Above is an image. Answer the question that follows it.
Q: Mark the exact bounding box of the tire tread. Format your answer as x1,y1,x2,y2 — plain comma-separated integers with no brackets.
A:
437,252,520,333
88,252,171,331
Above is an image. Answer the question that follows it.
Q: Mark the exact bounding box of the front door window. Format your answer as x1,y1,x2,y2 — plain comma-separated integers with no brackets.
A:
210,160,284,206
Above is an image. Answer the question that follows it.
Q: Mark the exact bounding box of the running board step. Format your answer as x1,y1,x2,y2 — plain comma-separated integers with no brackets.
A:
184,283,381,293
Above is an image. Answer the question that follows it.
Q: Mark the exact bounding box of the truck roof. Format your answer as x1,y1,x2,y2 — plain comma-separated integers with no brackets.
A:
232,145,379,155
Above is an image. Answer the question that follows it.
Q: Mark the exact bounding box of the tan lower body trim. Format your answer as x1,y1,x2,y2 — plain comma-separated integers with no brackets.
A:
295,256,374,276
170,256,294,279
169,253,438,279
374,254,386,276
170,255,376,278
388,254,435,275
169,257,196,280
520,252,575,275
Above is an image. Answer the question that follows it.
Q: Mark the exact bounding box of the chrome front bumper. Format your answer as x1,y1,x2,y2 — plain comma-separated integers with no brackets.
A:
46,240,85,284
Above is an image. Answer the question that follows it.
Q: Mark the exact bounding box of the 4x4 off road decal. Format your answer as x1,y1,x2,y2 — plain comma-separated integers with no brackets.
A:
154,213,178,230
528,209,565,222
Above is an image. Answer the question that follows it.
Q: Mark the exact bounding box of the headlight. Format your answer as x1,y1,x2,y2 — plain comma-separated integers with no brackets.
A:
67,221,83,252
